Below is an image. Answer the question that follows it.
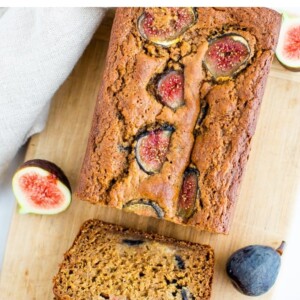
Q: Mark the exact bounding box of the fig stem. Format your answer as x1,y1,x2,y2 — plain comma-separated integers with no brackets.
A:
276,241,286,256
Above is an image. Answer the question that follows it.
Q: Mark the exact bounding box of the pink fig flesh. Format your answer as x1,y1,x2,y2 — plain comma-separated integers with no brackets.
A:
276,17,300,71
19,172,64,208
177,168,199,221
12,159,71,214
136,127,173,174
138,8,196,46
157,71,184,109
283,26,300,60
204,34,250,79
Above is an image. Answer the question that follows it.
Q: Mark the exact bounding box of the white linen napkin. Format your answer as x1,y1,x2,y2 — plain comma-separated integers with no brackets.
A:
0,7,107,180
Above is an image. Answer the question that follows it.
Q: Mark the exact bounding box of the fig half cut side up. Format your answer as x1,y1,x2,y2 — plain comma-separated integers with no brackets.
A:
12,159,72,215
276,13,300,71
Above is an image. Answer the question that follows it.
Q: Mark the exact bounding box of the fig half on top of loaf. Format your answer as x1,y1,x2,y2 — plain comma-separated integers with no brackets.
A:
76,8,282,233
53,219,214,300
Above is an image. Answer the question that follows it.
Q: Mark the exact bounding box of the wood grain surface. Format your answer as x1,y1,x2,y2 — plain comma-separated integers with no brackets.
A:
1,10,300,300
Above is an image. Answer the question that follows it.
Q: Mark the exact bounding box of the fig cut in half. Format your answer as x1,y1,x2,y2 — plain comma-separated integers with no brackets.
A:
123,199,164,218
177,167,199,222
12,159,72,215
276,14,300,71
138,8,196,47
156,70,184,110
204,34,251,80
135,126,174,174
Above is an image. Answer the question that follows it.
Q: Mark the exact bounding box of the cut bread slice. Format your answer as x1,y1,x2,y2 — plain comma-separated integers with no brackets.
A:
53,219,214,300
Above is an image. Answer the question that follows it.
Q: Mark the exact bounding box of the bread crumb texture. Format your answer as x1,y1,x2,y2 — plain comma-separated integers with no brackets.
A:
53,220,214,299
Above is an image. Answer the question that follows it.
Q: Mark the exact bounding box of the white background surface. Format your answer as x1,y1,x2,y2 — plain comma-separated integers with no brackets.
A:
0,6,300,300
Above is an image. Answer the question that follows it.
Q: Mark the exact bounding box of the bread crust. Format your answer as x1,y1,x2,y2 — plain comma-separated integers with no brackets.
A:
76,8,281,233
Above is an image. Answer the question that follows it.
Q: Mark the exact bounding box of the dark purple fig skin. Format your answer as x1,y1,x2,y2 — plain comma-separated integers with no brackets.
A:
135,125,174,142
226,242,285,296
175,255,185,270
122,239,145,246
20,159,71,192
197,101,209,126
123,199,164,218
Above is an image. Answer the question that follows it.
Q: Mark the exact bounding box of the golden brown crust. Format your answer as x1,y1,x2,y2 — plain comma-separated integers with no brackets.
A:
53,219,214,299
76,8,281,233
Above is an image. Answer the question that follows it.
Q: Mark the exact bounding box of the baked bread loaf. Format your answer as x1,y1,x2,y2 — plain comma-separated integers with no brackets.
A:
53,219,214,299
76,8,281,233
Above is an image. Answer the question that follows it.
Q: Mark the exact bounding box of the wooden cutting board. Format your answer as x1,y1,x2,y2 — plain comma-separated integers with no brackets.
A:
1,10,300,300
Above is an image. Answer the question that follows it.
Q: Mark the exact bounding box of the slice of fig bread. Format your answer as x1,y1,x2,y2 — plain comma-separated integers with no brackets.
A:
53,220,214,300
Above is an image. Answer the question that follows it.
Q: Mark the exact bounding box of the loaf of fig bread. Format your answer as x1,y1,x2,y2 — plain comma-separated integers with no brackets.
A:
53,219,214,299
76,8,282,233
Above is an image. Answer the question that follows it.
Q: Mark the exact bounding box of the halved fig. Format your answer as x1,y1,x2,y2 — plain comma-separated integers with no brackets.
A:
276,14,300,71
204,34,251,80
135,126,174,174
12,159,71,215
157,70,184,109
123,199,164,218
177,168,199,221
138,8,196,46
